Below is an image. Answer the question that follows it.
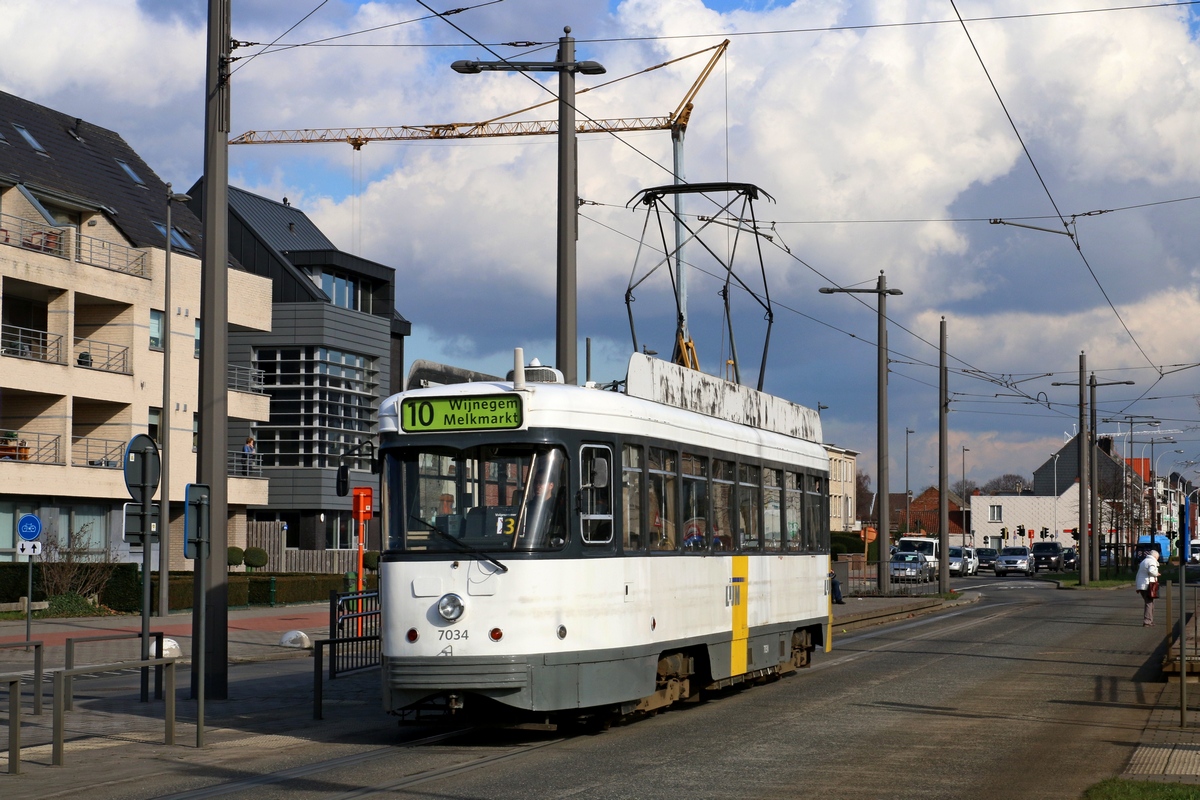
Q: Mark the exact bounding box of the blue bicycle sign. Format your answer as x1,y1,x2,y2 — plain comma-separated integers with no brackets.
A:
17,513,42,541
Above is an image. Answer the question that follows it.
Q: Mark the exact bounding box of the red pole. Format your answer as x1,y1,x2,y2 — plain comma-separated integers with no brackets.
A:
356,521,364,637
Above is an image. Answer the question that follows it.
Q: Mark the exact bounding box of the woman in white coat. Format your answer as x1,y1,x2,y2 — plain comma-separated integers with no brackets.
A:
1135,549,1161,627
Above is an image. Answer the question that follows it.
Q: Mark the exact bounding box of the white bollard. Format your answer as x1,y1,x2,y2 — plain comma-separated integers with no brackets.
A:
279,630,312,649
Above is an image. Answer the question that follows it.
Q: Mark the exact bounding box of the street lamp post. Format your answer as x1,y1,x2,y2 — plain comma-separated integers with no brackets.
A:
452,27,604,386
905,428,914,535
160,183,191,618
820,271,902,593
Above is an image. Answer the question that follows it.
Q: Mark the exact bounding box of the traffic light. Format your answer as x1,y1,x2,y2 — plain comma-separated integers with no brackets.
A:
1071,528,1080,542
1016,525,1026,539
1040,527,1049,540
1001,527,1009,540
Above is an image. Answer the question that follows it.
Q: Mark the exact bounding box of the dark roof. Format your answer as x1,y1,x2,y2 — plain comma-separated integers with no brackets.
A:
228,187,335,251
0,89,201,250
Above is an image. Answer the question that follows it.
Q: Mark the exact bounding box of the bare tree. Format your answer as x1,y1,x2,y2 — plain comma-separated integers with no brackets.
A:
38,522,119,602
855,469,874,524
981,473,1034,494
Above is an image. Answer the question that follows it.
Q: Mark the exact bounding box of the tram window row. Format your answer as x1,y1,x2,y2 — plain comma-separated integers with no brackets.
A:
618,442,828,555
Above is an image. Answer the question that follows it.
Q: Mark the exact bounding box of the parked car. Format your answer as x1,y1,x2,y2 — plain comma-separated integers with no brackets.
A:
949,546,979,576
1190,541,1200,564
1032,541,1064,572
890,552,933,582
994,546,1035,577
976,547,998,572
964,546,979,576
1062,547,1078,570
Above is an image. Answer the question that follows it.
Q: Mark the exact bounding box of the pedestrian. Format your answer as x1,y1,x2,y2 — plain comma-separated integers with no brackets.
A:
1135,548,1160,627
829,568,845,604
242,436,256,476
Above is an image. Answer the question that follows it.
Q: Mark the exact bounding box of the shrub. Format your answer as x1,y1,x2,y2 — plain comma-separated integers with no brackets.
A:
227,546,245,568
363,551,380,572
243,547,269,570
37,592,117,618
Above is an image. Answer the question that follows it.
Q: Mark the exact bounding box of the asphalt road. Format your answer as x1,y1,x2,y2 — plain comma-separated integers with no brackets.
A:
11,580,1166,800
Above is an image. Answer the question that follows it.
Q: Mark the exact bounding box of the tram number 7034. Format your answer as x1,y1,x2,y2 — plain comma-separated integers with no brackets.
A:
438,629,469,641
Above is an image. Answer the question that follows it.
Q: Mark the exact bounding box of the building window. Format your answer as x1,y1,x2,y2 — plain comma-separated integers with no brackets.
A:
153,221,195,253
149,407,162,444
254,346,377,470
192,413,199,452
149,310,164,350
12,124,46,154
115,159,146,186
69,505,108,552
989,504,1003,522
194,319,201,358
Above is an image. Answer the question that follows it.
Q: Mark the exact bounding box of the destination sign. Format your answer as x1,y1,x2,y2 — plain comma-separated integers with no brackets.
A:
401,395,523,432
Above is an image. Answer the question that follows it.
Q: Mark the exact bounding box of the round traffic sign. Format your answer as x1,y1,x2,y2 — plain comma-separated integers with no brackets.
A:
17,513,42,541
124,433,161,504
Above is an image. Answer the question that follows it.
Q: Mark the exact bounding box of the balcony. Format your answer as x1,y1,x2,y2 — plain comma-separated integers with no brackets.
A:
0,211,148,277
0,431,62,464
73,336,130,374
1,323,64,364
228,364,266,394
229,449,264,478
72,436,124,468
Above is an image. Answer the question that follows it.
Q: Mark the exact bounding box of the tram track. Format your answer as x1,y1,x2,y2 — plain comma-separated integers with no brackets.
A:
155,726,565,800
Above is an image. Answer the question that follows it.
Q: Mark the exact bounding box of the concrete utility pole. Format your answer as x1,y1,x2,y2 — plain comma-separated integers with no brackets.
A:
938,318,949,594
195,0,231,699
820,271,902,593
452,27,605,386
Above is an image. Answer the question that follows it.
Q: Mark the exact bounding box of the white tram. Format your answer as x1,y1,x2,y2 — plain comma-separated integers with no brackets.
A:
377,351,831,722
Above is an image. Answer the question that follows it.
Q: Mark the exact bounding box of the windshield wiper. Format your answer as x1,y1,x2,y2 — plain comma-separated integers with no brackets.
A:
409,514,508,573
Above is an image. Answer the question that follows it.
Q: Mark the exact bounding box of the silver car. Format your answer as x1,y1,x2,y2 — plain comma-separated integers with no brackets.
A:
890,552,933,582
994,546,1035,577
949,546,979,576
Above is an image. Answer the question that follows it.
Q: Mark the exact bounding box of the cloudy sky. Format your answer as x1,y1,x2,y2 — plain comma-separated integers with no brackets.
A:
4,0,1200,501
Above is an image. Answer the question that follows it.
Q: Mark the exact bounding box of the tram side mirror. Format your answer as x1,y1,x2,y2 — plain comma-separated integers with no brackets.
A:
336,463,349,497
591,457,609,490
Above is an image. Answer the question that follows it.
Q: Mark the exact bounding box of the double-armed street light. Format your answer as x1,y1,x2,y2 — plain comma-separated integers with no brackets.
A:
452,28,605,386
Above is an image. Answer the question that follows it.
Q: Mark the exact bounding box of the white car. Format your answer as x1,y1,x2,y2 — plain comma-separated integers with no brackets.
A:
949,546,979,576
994,546,1035,577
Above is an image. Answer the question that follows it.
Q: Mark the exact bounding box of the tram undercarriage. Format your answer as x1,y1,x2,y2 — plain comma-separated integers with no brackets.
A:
388,624,821,729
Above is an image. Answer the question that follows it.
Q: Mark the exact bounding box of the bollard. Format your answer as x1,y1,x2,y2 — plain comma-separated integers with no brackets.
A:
269,575,277,608
5,675,21,775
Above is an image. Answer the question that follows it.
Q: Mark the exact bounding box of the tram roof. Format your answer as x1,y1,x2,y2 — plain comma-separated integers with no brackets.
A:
380,355,828,468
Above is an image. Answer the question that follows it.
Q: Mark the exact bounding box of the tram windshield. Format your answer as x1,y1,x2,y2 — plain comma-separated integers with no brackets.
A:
386,444,569,553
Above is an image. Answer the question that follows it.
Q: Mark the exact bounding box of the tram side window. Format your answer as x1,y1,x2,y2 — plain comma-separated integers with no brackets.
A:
763,468,782,551
784,472,802,551
738,463,761,551
647,447,677,551
580,444,614,544
623,444,644,551
681,452,709,550
712,459,735,550
805,474,826,552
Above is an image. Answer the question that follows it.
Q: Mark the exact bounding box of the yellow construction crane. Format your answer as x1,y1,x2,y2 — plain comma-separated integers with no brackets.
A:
228,40,728,148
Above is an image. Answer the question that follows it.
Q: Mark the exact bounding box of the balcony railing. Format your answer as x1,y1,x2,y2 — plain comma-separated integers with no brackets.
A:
73,336,130,374
72,436,124,468
1,323,64,364
76,231,148,277
229,450,264,478
0,211,148,277
0,212,66,258
228,364,266,394
0,431,62,464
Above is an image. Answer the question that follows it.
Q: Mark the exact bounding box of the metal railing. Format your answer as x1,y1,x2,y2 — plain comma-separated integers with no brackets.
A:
0,431,61,464
75,231,148,277
73,335,130,373
228,364,266,394
0,211,67,258
72,436,124,468
0,322,64,364
840,556,944,598
229,449,264,477
329,589,380,677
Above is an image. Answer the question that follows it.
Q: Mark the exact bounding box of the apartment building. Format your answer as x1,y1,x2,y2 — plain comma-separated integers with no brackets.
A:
0,90,272,565
184,183,410,555
825,444,859,533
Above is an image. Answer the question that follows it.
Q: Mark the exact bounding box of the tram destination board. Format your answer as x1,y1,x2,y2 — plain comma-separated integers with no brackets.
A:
401,394,522,433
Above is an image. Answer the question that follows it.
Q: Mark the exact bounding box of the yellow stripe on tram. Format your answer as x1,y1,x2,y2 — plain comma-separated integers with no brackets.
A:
730,555,749,674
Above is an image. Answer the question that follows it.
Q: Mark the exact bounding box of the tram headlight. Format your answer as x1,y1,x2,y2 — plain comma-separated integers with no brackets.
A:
437,593,465,622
